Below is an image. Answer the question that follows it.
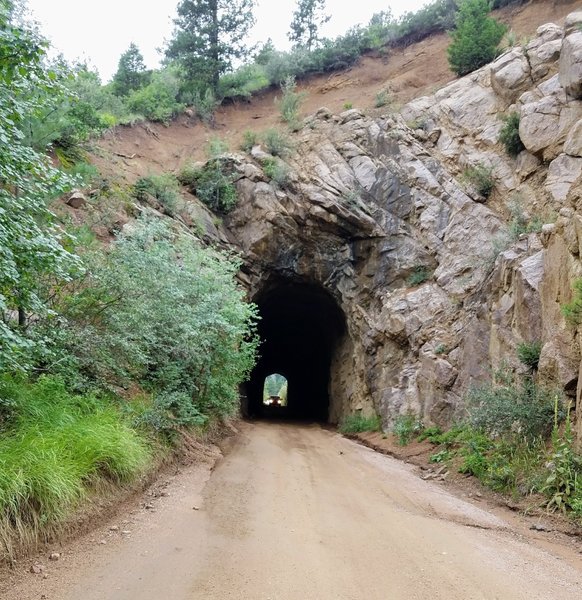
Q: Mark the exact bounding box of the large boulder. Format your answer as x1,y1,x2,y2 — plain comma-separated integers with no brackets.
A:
526,23,563,81
490,48,531,103
559,26,582,100
519,75,582,160
545,154,582,203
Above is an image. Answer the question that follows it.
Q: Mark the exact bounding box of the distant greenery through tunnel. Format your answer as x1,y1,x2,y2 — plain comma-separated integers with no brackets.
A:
263,373,288,406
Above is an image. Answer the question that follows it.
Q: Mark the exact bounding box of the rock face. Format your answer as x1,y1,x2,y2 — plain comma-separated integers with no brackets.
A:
215,12,582,439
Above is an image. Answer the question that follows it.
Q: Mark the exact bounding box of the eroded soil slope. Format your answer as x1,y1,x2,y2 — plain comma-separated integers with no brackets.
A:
94,0,580,181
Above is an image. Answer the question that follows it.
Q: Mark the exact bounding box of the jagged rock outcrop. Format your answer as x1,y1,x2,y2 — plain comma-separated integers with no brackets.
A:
198,12,582,437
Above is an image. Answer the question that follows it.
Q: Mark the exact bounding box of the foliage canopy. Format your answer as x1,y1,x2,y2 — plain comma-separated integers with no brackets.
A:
165,0,257,94
0,0,79,371
447,0,507,76
288,0,330,51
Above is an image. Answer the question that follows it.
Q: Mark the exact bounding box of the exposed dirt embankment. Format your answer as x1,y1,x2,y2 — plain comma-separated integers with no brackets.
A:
93,0,579,182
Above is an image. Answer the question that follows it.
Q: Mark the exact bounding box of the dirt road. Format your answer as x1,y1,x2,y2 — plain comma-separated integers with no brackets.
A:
4,422,582,599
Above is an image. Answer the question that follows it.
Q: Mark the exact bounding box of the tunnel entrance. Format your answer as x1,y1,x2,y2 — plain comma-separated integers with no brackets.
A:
247,281,346,422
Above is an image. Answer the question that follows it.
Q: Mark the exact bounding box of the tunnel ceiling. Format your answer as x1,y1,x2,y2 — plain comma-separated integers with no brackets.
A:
246,280,346,422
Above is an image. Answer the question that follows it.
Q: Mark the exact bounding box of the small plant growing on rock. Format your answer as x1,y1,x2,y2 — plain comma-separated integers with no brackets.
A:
434,343,447,355
240,130,258,152
179,160,238,213
561,278,582,325
462,163,494,199
133,173,181,215
516,340,542,371
262,158,289,187
407,266,431,286
343,101,353,110
262,128,293,157
499,112,525,158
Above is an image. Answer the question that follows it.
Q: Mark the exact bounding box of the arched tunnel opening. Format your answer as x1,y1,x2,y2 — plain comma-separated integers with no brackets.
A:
246,281,346,422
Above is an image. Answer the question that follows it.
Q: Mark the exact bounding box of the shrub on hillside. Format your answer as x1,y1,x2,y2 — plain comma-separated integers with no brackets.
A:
182,161,238,213
447,0,507,77
240,130,258,152
133,173,181,215
499,112,525,158
463,163,495,198
262,128,293,157
276,75,307,128
53,218,258,418
218,64,269,100
467,371,561,441
516,341,541,371
126,69,183,122
262,158,290,187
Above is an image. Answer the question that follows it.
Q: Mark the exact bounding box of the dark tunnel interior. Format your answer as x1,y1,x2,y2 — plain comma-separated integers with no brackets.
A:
246,281,346,422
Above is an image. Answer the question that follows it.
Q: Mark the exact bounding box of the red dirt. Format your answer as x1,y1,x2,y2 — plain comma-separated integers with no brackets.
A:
94,0,579,183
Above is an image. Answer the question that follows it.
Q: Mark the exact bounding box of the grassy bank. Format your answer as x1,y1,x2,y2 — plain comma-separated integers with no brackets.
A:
0,376,153,561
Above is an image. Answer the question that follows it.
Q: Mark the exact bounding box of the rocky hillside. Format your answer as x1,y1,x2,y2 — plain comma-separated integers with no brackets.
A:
220,10,582,437
84,6,582,439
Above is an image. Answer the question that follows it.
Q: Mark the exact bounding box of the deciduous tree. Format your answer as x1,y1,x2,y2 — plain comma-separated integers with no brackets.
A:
0,0,79,371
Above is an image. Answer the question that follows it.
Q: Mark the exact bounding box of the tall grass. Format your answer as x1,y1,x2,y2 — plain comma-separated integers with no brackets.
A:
339,413,381,434
0,376,151,561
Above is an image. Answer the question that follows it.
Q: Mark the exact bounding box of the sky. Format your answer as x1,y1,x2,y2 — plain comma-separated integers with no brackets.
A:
26,0,432,83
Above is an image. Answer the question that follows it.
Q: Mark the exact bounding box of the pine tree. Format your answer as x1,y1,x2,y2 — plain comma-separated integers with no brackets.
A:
112,43,148,96
165,0,256,95
447,0,507,77
288,0,330,51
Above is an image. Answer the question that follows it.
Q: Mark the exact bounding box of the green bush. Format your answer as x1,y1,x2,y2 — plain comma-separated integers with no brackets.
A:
417,425,443,442
186,161,238,213
374,89,392,108
188,87,219,124
218,64,269,100
463,163,494,198
467,373,561,441
516,341,541,371
539,407,582,512
52,218,258,419
447,0,507,77
562,279,582,325
133,391,208,439
407,266,431,286
339,414,381,434
262,158,289,187
499,112,525,158
0,375,150,560
126,69,183,122
205,136,229,158
392,414,423,446
262,128,293,157
276,75,307,128
240,130,258,152
133,173,181,215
